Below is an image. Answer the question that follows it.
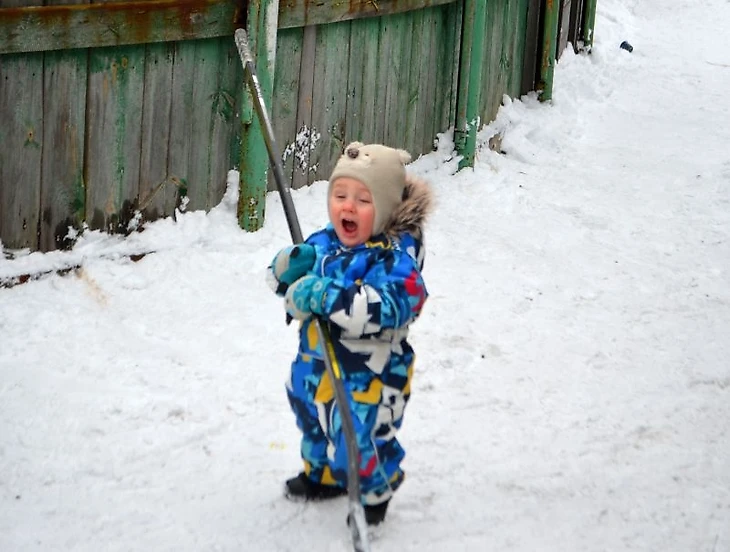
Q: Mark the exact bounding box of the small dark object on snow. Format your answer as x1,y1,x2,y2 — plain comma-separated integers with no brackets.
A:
284,472,347,501
620,41,634,53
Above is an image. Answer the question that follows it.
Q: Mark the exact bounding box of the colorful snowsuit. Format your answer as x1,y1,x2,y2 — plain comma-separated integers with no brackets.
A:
285,178,431,506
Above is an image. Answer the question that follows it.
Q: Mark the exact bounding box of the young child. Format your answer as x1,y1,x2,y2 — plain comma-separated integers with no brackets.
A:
267,142,432,525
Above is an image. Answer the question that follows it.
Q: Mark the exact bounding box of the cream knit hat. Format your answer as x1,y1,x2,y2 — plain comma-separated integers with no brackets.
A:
328,142,412,236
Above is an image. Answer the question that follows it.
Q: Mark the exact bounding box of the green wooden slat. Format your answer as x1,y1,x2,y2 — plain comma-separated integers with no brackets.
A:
344,22,366,145
404,8,424,152
138,41,175,221
278,0,459,29
0,51,43,250
354,17,382,145
0,0,238,55
166,38,223,213
290,25,316,190
189,38,222,211
85,45,145,232
431,5,455,152
38,0,88,251
419,7,437,153
309,20,351,182
167,40,196,215
383,12,411,148
40,48,87,250
443,1,462,131
208,38,239,205
373,16,393,144
272,27,304,190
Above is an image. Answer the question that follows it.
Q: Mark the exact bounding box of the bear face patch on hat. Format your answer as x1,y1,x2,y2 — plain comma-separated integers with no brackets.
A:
328,142,412,236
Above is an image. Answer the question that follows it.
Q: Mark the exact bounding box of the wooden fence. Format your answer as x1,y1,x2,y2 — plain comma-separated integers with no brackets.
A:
0,0,595,253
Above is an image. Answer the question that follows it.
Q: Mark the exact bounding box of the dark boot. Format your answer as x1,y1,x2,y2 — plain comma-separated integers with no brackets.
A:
284,472,346,501
347,500,390,527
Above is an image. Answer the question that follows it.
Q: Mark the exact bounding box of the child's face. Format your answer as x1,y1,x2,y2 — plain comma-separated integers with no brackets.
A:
328,177,375,247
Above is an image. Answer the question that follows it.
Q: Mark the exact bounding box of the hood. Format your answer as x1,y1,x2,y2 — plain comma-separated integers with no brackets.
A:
382,174,433,241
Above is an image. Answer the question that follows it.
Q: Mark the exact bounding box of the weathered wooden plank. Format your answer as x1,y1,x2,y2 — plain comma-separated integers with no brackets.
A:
190,38,223,211
352,17,382,145
443,1,462,132
309,20,350,182
521,0,542,95
0,0,43,250
482,0,504,124
273,27,304,190
344,22,365,146
85,45,145,232
138,41,175,222
509,0,530,96
373,16,393,145
432,4,458,152
39,0,88,252
0,51,43,250
40,48,87,250
207,38,239,205
419,6,437,153
167,40,195,214
0,0,238,55
383,12,411,148
404,8,424,152
166,38,223,213
557,0,572,56
278,0,459,30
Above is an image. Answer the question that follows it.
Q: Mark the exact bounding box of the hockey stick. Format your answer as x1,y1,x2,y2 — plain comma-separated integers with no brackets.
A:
234,29,370,552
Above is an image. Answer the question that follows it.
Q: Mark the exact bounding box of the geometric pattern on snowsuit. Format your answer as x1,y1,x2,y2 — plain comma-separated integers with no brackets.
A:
283,223,428,506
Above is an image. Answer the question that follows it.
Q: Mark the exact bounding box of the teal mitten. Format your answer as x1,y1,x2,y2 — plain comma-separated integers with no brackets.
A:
269,244,317,296
284,275,333,320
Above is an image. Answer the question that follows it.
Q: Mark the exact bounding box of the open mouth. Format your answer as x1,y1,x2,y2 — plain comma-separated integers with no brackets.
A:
341,218,357,234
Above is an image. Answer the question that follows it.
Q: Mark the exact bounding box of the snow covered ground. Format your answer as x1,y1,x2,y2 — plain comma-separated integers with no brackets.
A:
2,0,729,550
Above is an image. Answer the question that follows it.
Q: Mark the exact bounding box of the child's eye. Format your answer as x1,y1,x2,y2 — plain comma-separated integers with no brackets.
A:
358,197,372,204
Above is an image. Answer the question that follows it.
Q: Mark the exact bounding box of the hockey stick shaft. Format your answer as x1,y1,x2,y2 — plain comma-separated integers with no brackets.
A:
234,29,369,552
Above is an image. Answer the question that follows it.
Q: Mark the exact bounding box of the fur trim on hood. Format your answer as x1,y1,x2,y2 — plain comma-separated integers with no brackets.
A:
383,175,433,241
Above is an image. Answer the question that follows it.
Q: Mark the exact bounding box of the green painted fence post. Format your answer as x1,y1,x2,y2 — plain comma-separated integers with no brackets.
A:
238,0,278,232
537,0,560,102
582,0,598,51
455,0,487,170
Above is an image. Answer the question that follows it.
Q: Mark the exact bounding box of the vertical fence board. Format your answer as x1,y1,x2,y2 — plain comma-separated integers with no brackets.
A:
383,12,411,148
0,51,43,250
404,8,424,151
139,41,174,222
168,39,228,212
309,21,350,182
510,0,529,96
430,6,450,152
273,27,304,189
40,48,87,250
354,17,382,145
345,22,367,145
188,38,223,211
208,38,238,204
86,45,145,232
437,3,461,139
521,0,542,95
421,8,438,153
168,41,196,212
0,0,43,250
291,26,316,189
40,0,88,251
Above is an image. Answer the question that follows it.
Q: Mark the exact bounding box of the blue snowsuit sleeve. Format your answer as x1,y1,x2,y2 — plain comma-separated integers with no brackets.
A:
318,248,427,337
